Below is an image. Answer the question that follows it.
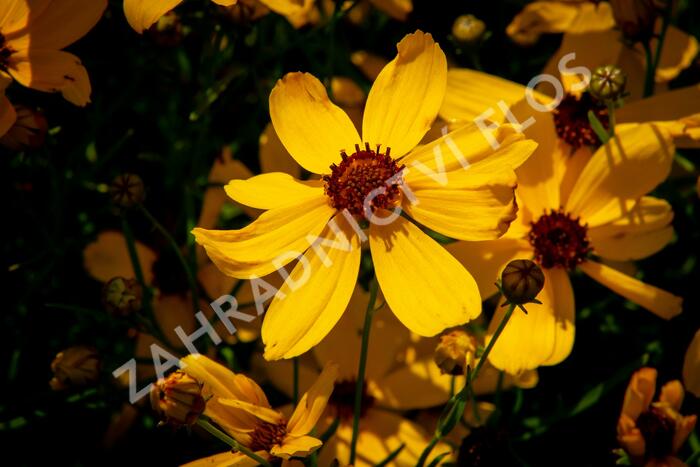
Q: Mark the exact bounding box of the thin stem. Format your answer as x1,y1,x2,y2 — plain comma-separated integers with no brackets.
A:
293,357,299,406
606,101,616,138
642,41,655,98
197,419,272,467
348,275,379,465
652,4,672,76
475,303,516,378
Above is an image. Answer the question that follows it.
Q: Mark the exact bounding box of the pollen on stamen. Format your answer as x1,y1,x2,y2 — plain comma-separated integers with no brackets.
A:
323,142,403,218
529,209,592,270
552,92,609,150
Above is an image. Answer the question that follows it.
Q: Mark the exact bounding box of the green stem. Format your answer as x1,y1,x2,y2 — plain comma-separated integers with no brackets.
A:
642,41,655,98
348,275,379,465
197,419,272,467
606,101,616,138
652,4,672,76
138,204,200,315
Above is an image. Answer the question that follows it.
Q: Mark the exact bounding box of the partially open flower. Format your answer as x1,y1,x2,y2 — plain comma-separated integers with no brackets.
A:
0,105,48,151
109,173,145,208
49,346,101,391
452,14,486,44
150,371,205,427
589,65,627,102
434,329,477,376
500,259,545,306
102,277,143,317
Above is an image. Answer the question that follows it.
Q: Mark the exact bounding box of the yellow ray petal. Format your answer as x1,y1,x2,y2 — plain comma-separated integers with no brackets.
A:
350,50,389,82
271,435,322,459
218,398,285,424
212,0,239,5
83,230,157,284
182,450,268,467
565,124,675,226
330,76,365,108
225,174,324,210
487,267,575,374
262,216,361,360
123,0,182,34
593,226,673,262
269,72,360,174
192,195,333,279
446,238,532,299
0,95,17,137
7,49,91,105
579,261,682,319
618,84,700,126
659,380,684,413
362,31,447,158
259,122,302,178
439,68,526,123
287,361,339,436
369,214,481,336
683,329,700,398
652,25,699,83
4,0,105,50
621,367,657,421
369,0,412,21
0,0,51,35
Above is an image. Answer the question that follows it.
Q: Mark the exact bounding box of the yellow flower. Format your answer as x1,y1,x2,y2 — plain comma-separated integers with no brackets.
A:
0,75,15,137
617,368,697,466
193,31,538,360
180,354,338,465
0,0,106,106
446,119,683,374
257,286,536,465
683,329,700,398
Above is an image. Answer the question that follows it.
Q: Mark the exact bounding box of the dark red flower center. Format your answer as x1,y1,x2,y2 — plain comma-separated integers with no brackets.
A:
328,379,375,420
636,407,676,460
552,93,609,149
323,143,403,218
0,34,13,69
529,209,591,270
249,420,287,452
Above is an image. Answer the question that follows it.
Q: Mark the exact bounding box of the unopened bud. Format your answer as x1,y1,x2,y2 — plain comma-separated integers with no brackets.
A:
0,105,48,151
50,346,101,391
102,277,143,317
610,0,658,43
150,371,205,426
500,259,545,305
434,329,477,376
452,14,486,44
589,65,627,102
109,173,145,208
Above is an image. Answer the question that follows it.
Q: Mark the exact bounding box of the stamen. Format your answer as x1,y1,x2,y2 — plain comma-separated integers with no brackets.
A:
249,421,287,452
636,407,676,460
529,209,591,270
328,379,374,420
552,93,609,149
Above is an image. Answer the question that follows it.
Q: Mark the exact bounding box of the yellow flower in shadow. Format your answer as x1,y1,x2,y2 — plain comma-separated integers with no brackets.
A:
683,329,700,398
180,354,338,466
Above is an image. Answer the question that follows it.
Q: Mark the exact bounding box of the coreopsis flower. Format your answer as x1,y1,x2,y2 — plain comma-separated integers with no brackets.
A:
258,286,537,466
0,104,48,151
150,370,205,426
617,368,697,466
683,329,700,397
446,120,683,374
0,0,107,106
193,31,538,361
180,354,338,465
50,346,101,391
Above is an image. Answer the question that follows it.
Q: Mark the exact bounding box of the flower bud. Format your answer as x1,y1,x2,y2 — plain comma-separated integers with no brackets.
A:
109,173,145,208
102,277,143,317
433,329,477,376
150,371,205,426
500,259,545,305
0,105,48,151
610,0,658,43
589,65,627,102
50,346,101,391
452,14,486,44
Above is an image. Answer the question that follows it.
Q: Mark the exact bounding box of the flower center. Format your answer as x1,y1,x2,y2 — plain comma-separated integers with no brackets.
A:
529,209,591,270
552,93,609,149
249,420,287,452
328,379,375,420
636,407,676,460
323,143,403,218
0,34,13,70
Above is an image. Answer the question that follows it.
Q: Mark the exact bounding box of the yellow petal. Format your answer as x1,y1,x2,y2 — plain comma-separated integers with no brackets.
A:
621,367,657,421
487,267,575,374
404,170,519,241
4,0,105,50
269,72,360,174
350,50,388,82
271,435,322,459
579,261,682,319
369,214,482,336
8,50,91,105
262,216,361,360
593,226,673,262
659,380,684,413
287,361,339,436
446,239,532,299
683,329,700,397
565,124,675,226
254,355,320,401
259,123,302,178
0,0,39,32
212,0,239,5
652,25,699,83
362,31,447,158
218,398,285,424
370,0,412,20
123,0,182,34
182,450,268,467
330,76,365,108
439,68,526,123
0,95,17,137
83,231,157,284
192,195,334,279
506,1,614,45
618,84,700,127
225,174,324,210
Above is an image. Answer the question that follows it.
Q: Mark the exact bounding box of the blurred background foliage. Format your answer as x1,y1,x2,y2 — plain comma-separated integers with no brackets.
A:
2,0,699,465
